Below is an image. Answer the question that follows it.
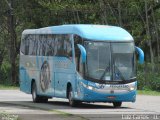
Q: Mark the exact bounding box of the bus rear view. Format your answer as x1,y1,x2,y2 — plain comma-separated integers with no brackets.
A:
19,25,144,107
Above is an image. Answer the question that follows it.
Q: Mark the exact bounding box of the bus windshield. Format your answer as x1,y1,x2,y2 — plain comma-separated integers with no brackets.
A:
85,41,111,81
84,41,135,82
112,43,135,81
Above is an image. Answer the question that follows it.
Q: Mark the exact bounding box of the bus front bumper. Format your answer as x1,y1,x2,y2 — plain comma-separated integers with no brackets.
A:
75,87,136,103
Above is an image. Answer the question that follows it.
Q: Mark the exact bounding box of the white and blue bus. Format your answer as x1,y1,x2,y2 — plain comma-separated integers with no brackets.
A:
19,24,144,107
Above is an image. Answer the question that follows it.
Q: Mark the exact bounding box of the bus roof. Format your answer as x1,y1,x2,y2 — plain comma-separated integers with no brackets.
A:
22,24,133,41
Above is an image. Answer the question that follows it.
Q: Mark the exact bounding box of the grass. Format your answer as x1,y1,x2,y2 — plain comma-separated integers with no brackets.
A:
0,111,19,120
49,110,74,117
138,90,160,96
0,84,19,90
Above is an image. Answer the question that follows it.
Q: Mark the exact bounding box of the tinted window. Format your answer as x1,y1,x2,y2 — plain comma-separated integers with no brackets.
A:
64,35,72,57
74,35,83,72
41,35,47,56
20,35,30,55
21,34,39,55
85,41,111,80
20,35,25,54
34,35,39,55
21,34,72,57
29,35,37,55
55,35,72,57
45,35,55,56
112,42,135,80
56,35,64,56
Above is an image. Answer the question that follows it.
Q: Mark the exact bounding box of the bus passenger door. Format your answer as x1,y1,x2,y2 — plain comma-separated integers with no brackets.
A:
54,72,66,97
54,60,75,98
54,71,75,98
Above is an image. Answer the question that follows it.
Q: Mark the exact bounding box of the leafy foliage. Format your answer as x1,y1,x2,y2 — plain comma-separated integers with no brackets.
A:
0,0,160,91
137,63,160,91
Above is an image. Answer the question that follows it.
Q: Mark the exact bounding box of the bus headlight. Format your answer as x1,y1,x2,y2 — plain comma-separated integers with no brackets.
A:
80,82,94,90
129,85,136,91
88,86,93,90
129,87,135,91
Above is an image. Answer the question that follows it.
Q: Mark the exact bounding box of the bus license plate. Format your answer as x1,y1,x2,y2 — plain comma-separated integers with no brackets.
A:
107,96,116,99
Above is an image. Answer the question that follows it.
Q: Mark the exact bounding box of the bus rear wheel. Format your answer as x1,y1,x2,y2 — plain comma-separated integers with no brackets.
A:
32,82,48,103
68,87,79,107
113,102,122,108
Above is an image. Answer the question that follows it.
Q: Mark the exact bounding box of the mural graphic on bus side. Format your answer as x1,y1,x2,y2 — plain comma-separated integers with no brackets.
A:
40,61,51,92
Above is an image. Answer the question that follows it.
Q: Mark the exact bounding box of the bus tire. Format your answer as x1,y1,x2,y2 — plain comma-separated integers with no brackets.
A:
31,82,48,103
113,102,122,108
68,86,79,107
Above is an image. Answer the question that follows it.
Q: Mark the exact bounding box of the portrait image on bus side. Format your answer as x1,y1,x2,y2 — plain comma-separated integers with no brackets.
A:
19,24,144,107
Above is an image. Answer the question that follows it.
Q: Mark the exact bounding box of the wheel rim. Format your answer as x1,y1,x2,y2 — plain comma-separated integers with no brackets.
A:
32,85,36,101
69,91,73,105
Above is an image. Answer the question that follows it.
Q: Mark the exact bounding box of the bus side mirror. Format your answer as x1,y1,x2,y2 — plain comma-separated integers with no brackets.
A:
135,46,144,64
77,44,86,63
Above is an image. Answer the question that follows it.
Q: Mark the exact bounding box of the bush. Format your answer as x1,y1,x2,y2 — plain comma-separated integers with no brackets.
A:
137,63,160,92
0,60,11,85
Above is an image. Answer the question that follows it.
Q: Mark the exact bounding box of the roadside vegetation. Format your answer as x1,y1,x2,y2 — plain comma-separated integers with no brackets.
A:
138,90,160,96
137,64,160,93
0,112,19,120
0,84,18,90
0,1,160,95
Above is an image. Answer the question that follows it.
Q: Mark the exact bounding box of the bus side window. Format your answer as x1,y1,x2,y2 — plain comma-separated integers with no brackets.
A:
55,34,72,58
42,35,47,56
74,35,83,74
38,35,46,56
34,35,39,55
20,35,26,54
57,35,65,56
32,35,38,55
54,35,59,56
38,35,42,56
64,35,72,57
46,35,55,56
35,35,40,56
21,35,30,55
28,35,37,56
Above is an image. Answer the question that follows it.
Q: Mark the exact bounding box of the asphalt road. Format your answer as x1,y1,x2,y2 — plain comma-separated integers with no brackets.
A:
0,90,160,120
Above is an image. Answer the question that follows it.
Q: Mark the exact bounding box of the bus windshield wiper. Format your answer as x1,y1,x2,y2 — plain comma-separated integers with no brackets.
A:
100,66,110,80
114,66,125,81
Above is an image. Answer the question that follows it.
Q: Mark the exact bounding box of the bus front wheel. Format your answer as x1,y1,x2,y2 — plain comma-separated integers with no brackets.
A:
113,102,122,108
32,82,48,103
68,87,79,107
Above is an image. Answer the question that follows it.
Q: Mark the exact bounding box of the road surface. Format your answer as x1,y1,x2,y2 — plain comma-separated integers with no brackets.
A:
0,90,160,120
